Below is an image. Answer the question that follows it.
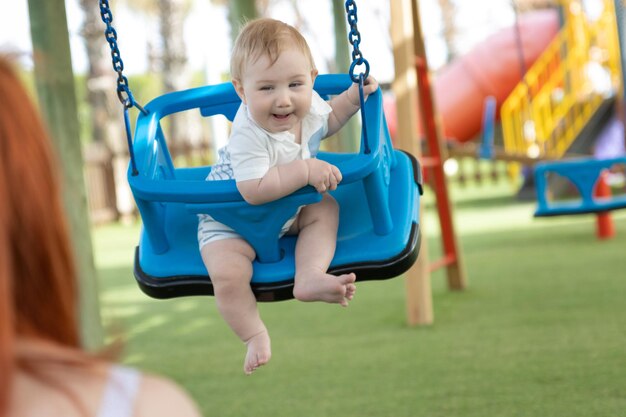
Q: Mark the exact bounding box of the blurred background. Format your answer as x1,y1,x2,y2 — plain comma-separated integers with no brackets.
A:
3,2,626,416
2,0,558,224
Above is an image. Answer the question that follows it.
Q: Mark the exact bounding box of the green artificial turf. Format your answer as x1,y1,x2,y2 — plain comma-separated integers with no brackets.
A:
93,182,626,417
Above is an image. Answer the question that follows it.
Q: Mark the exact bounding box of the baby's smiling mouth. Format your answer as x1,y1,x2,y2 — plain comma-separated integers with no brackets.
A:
273,113,291,120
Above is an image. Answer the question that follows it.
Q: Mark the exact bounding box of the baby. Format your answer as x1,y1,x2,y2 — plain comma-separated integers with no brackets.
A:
198,18,378,375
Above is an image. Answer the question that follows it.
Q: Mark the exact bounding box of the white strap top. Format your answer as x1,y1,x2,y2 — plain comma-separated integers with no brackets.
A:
97,365,142,417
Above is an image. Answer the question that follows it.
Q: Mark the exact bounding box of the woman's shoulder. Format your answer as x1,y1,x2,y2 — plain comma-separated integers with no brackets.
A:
134,372,203,417
10,340,202,417
91,363,202,417
62,363,203,417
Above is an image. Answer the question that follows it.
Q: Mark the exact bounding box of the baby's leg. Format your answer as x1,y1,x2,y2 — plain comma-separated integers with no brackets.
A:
201,238,270,375
292,194,356,306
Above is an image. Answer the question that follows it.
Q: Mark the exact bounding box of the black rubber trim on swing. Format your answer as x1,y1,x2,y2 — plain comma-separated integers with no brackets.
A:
406,150,424,195
534,203,626,217
133,222,421,302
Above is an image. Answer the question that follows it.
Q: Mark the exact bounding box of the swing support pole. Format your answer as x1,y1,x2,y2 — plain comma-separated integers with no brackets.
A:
390,0,433,326
390,0,469,326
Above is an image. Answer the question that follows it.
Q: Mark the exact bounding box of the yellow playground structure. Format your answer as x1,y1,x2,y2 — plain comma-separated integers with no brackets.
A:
501,0,621,169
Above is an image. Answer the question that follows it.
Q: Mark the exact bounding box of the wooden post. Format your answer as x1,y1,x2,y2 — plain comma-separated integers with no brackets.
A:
390,0,433,326
28,0,104,350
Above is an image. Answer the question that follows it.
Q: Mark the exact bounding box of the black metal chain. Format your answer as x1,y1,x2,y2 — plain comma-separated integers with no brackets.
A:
99,0,144,175
99,0,145,112
344,0,370,153
345,0,370,83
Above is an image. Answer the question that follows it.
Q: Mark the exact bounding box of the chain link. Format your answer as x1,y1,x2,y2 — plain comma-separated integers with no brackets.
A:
344,0,371,153
99,0,145,113
99,0,142,175
344,0,370,83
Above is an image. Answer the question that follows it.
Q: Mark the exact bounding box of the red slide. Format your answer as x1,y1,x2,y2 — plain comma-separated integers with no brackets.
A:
385,9,559,143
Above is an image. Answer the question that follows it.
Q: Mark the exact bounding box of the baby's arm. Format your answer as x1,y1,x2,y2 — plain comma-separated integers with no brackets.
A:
237,159,342,205
326,75,378,137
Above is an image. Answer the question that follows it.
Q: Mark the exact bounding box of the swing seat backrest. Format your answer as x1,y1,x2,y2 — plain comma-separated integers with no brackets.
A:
129,74,401,264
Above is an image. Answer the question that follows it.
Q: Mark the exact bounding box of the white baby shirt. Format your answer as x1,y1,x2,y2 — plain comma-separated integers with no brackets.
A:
197,90,333,249
207,90,333,182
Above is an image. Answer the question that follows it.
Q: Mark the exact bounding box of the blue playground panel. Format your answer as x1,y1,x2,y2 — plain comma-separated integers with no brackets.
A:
534,156,626,217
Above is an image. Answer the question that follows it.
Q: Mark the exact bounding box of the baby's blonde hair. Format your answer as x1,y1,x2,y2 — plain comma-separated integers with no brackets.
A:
230,18,316,81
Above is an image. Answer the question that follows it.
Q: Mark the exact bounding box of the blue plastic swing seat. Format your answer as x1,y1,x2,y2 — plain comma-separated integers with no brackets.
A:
534,156,626,217
129,74,423,301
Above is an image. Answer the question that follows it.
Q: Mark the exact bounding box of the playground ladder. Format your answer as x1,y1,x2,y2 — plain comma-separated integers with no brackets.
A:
501,0,621,164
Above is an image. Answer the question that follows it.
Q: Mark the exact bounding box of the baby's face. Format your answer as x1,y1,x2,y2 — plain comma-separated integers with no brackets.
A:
234,47,317,134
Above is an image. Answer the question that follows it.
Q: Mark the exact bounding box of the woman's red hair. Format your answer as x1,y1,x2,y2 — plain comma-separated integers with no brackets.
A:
0,57,81,414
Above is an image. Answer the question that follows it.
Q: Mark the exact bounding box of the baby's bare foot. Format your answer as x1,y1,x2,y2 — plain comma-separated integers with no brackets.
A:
244,329,271,375
293,270,357,306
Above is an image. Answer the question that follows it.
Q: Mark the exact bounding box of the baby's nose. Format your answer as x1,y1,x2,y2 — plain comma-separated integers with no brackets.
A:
276,90,291,106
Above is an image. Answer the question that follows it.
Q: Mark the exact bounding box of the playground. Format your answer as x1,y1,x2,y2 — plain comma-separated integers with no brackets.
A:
93,181,626,416
4,0,626,415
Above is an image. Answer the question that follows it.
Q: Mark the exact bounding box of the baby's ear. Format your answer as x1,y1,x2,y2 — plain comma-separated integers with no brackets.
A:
232,79,246,104
310,69,318,82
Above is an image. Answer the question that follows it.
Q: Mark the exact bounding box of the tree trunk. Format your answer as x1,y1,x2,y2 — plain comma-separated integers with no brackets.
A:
438,0,459,63
79,0,122,146
80,0,134,222
158,0,191,157
27,0,104,350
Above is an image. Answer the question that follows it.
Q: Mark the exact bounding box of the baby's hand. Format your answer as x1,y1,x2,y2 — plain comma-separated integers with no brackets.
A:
306,159,342,193
346,75,379,106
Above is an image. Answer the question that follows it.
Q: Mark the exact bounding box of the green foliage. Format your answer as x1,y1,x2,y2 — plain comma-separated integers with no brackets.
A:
75,70,216,146
75,72,162,145
93,184,626,417
126,72,163,103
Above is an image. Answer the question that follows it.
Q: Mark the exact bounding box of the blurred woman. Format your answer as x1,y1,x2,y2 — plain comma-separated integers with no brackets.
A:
0,56,202,417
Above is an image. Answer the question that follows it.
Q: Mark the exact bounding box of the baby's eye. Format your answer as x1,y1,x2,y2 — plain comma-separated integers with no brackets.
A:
289,82,303,88
260,86,273,91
